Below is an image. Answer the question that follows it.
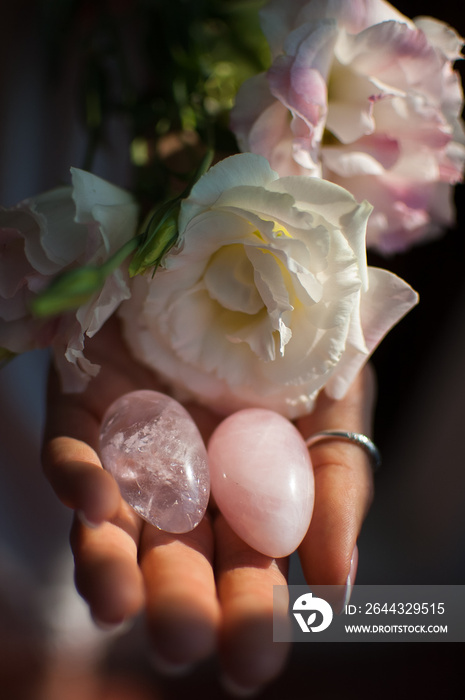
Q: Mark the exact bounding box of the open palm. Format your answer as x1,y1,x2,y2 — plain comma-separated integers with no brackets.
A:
42,316,375,693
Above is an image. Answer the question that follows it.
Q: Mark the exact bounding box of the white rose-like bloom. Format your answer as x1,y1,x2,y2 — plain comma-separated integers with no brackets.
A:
0,168,138,390
120,154,418,418
231,0,465,253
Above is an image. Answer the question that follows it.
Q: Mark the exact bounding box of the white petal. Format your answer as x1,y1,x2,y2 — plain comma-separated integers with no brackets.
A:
414,17,464,60
325,267,419,398
174,209,255,265
179,154,278,231
246,246,293,353
77,270,131,338
71,168,134,222
88,202,139,259
33,187,88,268
227,310,278,362
203,244,263,314
53,323,101,393
1,199,79,276
268,176,371,288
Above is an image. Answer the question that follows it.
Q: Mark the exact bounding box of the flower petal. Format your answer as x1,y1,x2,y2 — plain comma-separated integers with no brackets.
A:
325,267,419,398
180,154,278,230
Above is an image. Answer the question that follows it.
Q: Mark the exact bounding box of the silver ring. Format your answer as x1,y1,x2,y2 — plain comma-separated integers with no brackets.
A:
305,430,381,472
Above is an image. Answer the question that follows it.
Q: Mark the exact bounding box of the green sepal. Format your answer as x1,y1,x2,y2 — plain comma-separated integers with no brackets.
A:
128,199,181,277
129,148,214,278
30,235,140,318
30,150,215,316
30,266,107,317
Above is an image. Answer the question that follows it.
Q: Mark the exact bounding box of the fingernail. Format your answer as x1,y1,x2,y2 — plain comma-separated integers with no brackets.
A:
220,674,261,698
150,651,196,677
332,545,359,615
77,510,101,529
342,545,359,612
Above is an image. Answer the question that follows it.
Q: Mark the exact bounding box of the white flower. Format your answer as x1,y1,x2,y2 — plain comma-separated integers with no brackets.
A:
231,0,465,253
0,168,139,390
120,153,418,418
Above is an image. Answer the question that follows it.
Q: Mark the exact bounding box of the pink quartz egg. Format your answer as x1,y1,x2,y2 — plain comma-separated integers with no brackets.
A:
208,408,314,558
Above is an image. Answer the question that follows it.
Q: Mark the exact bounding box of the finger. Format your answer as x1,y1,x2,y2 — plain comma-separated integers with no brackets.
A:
71,499,145,625
43,436,121,526
214,514,291,695
42,358,126,525
42,325,221,524
139,517,220,669
296,365,376,595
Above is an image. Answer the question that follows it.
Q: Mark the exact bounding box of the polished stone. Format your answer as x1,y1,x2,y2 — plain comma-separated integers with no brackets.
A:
99,390,209,533
208,408,314,558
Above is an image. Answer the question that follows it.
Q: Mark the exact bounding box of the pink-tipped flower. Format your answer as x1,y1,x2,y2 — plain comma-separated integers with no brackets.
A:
231,0,465,253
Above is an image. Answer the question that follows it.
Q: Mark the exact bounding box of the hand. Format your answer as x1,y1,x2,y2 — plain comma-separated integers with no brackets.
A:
42,317,376,694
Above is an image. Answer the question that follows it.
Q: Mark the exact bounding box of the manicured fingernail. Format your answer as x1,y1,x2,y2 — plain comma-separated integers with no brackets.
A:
150,651,196,677
333,545,359,615
220,674,261,698
77,510,101,529
343,545,359,611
